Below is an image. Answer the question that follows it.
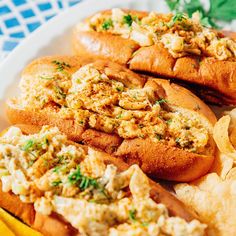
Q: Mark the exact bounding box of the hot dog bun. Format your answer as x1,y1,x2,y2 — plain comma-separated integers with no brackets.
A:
6,56,216,182
0,126,204,236
72,9,236,105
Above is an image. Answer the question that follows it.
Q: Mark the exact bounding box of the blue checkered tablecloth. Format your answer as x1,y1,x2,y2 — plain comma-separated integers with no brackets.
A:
0,0,82,61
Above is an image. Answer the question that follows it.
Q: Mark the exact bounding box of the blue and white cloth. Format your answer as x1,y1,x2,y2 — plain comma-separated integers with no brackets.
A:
0,0,82,61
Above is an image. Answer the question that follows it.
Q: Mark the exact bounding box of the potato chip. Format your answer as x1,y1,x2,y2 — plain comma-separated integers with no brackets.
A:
174,172,236,236
226,167,236,180
213,115,236,155
227,108,236,148
210,151,234,179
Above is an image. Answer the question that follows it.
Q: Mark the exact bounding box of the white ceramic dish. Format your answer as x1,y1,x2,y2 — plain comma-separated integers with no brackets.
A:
0,0,172,130
0,0,233,131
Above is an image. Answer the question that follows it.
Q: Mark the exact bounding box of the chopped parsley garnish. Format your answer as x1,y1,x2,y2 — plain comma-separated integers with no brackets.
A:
175,137,180,144
51,180,62,187
116,113,122,119
167,12,187,28
68,166,99,191
116,87,123,92
129,209,137,221
54,85,66,99
28,160,35,167
172,12,187,22
123,14,133,26
39,75,54,80
155,134,162,140
53,166,61,173
52,60,71,72
57,155,64,164
37,137,49,149
79,120,84,125
155,98,167,105
22,139,34,151
102,19,113,30
166,119,172,125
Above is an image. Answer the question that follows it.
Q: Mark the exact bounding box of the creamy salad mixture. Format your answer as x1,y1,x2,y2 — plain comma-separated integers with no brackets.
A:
0,126,206,236
17,63,211,153
77,8,236,60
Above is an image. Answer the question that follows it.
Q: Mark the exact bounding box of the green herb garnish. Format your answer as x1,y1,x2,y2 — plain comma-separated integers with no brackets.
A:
175,137,180,144
155,134,162,140
116,113,122,119
52,60,71,72
53,166,61,173
102,19,113,30
57,155,64,164
167,12,187,28
116,87,123,92
39,75,54,80
129,209,137,221
22,140,34,151
166,119,172,125
54,85,66,99
28,160,35,167
123,14,133,26
68,166,99,191
51,180,62,187
166,0,236,28
79,120,84,125
155,98,167,105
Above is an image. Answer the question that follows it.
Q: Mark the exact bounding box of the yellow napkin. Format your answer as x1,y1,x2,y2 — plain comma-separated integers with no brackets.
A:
0,219,15,236
0,208,42,236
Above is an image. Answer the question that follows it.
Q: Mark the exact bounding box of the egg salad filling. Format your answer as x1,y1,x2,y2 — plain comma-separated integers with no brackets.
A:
17,63,211,154
78,8,236,60
0,126,206,236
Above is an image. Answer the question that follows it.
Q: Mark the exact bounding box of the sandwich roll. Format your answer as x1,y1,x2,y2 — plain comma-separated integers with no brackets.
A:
73,9,236,105
0,126,207,236
7,56,216,181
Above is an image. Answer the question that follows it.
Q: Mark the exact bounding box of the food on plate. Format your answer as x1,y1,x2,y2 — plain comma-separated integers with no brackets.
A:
6,56,216,181
73,8,236,105
213,108,236,158
174,170,236,236
0,125,206,236
175,107,236,236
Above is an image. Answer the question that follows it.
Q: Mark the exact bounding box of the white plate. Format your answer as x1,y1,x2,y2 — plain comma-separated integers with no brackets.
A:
0,0,233,131
0,0,171,130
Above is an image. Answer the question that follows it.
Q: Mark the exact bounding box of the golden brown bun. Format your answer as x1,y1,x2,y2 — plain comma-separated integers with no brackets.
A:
115,138,215,182
73,10,236,105
0,182,79,236
6,56,216,182
0,129,199,236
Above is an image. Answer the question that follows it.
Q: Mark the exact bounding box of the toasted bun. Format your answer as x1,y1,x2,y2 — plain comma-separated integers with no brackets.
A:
6,56,216,182
0,182,79,236
0,128,199,236
73,10,236,105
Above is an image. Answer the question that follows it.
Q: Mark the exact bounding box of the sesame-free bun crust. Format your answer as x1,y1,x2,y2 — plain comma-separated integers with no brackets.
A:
73,9,236,105
0,129,199,236
7,56,216,182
